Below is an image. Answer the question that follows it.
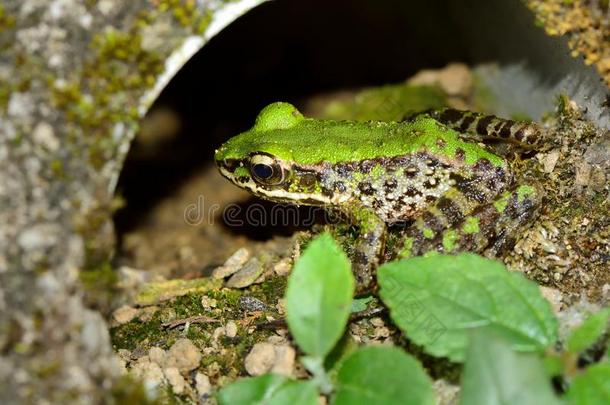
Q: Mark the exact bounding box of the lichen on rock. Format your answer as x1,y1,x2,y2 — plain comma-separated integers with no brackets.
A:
0,0,266,402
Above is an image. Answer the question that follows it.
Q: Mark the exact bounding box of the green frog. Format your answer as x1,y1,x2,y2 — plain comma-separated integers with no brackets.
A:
215,102,544,291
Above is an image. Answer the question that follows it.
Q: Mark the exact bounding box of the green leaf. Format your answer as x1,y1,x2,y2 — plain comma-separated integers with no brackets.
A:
332,346,435,405
378,253,558,361
286,233,354,359
566,363,610,405
566,308,610,354
460,329,561,405
217,375,318,405
267,380,318,405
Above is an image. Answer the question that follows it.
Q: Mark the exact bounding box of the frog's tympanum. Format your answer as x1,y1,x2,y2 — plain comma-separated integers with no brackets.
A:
215,102,544,291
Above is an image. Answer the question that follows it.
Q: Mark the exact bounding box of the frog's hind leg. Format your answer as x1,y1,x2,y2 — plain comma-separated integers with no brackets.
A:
428,109,545,149
396,184,541,259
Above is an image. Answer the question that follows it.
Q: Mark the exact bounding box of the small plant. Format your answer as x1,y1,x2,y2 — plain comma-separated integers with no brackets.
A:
218,234,610,404
218,233,435,405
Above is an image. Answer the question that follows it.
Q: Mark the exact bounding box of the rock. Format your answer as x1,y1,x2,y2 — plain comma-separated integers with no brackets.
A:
148,346,166,367
33,121,59,152
0,1,269,402
244,341,296,377
433,379,460,405
225,320,238,338
575,161,592,187
539,150,561,173
239,296,266,312
117,349,131,362
226,257,264,288
407,63,472,97
117,266,149,291
212,247,251,279
201,295,217,310
270,344,295,376
135,277,222,306
163,367,186,395
276,298,286,315
138,306,159,322
112,305,139,324
437,63,473,96
166,338,201,373
273,258,292,276
245,343,276,376
131,358,165,389
540,286,563,314
195,372,212,399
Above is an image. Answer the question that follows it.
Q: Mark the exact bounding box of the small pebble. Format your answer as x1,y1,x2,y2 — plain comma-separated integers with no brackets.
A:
148,347,166,367
225,321,238,338
212,248,251,279
131,359,164,388
195,372,212,399
244,341,296,377
540,150,560,173
164,367,186,394
138,306,159,322
270,344,295,376
166,338,201,373
244,343,276,376
201,295,217,310
239,296,266,312
273,258,292,276
226,257,264,288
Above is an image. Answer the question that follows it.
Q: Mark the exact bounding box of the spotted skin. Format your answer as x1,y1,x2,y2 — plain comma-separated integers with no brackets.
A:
395,184,541,260
216,103,545,292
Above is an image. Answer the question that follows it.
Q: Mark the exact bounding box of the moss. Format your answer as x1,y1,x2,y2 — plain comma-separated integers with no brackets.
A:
50,159,65,178
493,191,511,213
79,261,119,312
135,278,223,306
248,274,287,305
111,314,164,352
397,237,414,259
50,25,164,170
422,227,435,239
462,216,480,234
0,5,16,33
155,0,214,34
442,229,458,252
321,83,448,122
517,184,536,202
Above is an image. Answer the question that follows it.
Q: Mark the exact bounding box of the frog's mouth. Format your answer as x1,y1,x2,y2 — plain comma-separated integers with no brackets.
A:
217,164,335,207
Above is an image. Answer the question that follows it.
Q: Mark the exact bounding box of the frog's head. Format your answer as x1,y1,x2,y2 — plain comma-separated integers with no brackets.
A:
215,102,333,205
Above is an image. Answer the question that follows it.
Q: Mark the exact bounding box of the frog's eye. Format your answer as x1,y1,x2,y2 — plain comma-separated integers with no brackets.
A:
249,154,285,185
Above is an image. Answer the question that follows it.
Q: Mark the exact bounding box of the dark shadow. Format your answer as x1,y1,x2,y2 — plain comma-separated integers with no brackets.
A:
114,0,600,242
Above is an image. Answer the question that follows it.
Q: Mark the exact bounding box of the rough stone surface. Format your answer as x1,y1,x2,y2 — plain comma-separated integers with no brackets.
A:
244,340,296,377
195,372,212,400
0,0,265,402
211,247,251,279
244,342,276,376
225,320,238,338
112,305,139,324
166,338,202,373
163,367,186,395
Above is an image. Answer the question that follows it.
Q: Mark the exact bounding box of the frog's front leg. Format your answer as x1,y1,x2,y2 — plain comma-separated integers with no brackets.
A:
347,203,387,292
397,184,541,259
